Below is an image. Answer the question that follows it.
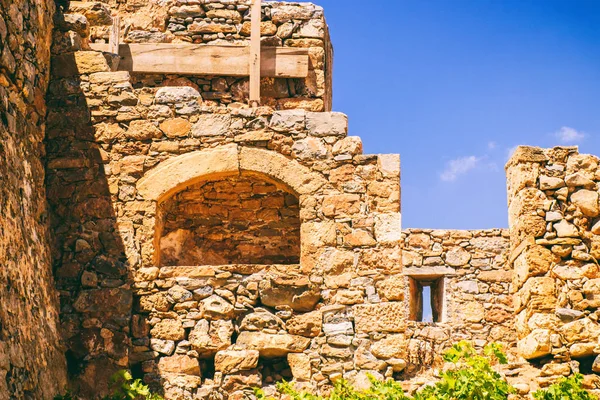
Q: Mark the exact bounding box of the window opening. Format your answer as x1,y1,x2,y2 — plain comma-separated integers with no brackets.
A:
408,276,445,323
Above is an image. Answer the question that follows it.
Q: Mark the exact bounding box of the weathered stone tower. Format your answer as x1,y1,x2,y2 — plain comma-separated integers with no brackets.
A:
2,1,600,399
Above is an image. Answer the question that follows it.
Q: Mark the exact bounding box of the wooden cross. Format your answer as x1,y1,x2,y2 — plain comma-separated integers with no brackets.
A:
92,0,309,88
249,0,261,107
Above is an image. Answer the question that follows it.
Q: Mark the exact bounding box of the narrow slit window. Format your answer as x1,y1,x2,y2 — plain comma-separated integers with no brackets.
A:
408,276,445,323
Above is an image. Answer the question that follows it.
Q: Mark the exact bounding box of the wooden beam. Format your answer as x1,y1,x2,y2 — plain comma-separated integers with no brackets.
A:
108,16,120,71
88,43,308,78
249,0,261,106
109,16,120,55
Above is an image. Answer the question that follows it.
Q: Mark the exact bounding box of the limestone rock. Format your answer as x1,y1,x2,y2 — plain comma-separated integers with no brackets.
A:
375,275,405,301
158,355,200,375
370,335,406,359
192,114,232,137
189,319,233,356
271,4,316,24
374,213,401,244
151,319,185,341
69,1,112,25
288,353,311,381
571,189,599,217
200,295,234,319
286,310,322,337
291,137,327,160
259,275,320,312
214,349,259,374
150,339,175,355
554,219,579,237
583,279,600,308
332,136,362,157
155,86,201,104
565,172,596,188
239,309,285,331
240,21,277,36
518,329,551,359
354,302,405,333
236,332,310,357
305,112,348,137
188,22,237,34
269,109,306,132
539,176,565,190
160,118,191,138
445,246,471,266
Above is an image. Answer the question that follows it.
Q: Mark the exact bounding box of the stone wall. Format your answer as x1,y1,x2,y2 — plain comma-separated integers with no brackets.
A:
506,146,600,390
0,0,67,399
62,0,332,111
11,0,598,398
45,4,401,395
400,229,514,386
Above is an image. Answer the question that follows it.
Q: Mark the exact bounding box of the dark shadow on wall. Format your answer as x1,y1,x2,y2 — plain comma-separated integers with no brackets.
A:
45,54,132,397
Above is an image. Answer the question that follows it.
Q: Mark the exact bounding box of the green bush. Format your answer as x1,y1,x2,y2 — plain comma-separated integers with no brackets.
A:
257,341,513,400
532,373,597,400
413,341,513,400
54,370,163,400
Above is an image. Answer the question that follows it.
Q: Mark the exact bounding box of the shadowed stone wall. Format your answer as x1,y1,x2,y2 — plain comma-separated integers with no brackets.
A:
45,3,401,396
0,0,67,398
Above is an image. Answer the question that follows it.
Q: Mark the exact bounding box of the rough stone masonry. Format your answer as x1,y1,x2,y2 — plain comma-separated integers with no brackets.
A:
1,0,600,399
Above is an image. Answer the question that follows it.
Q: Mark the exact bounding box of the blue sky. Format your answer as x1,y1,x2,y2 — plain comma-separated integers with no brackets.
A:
315,0,600,229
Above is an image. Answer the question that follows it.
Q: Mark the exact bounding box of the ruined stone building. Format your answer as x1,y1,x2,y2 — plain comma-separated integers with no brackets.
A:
1,0,600,399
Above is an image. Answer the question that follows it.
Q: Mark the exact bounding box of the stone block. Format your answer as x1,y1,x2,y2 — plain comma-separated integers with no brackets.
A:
126,120,162,140
354,302,405,333
271,4,317,24
377,154,400,179
259,274,320,312
236,332,310,357
214,349,259,374
286,310,322,337
189,319,233,357
288,353,312,381
518,329,551,359
370,335,406,359
239,147,328,195
374,213,401,245
137,145,239,201
269,109,306,132
151,319,185,341
158,355,200,375
332,136,363,156
513,245,559,289
376,275,405,301
69,1,113,25
192,114,232,137
306,112,348,137
155,86,201,104
160,118,191,138
571,189,599,217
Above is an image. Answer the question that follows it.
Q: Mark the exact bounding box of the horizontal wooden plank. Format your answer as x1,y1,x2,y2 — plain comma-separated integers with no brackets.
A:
88,43,309,78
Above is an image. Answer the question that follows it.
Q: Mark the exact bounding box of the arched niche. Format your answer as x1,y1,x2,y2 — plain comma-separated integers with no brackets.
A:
136,145,329,267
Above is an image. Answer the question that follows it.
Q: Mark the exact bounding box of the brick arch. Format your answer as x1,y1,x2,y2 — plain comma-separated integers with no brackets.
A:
136,144,328,203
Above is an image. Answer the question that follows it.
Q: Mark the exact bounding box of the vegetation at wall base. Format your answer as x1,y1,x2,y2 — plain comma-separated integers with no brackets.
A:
532,373,598,400
54,370,164,400
257,341,597,400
